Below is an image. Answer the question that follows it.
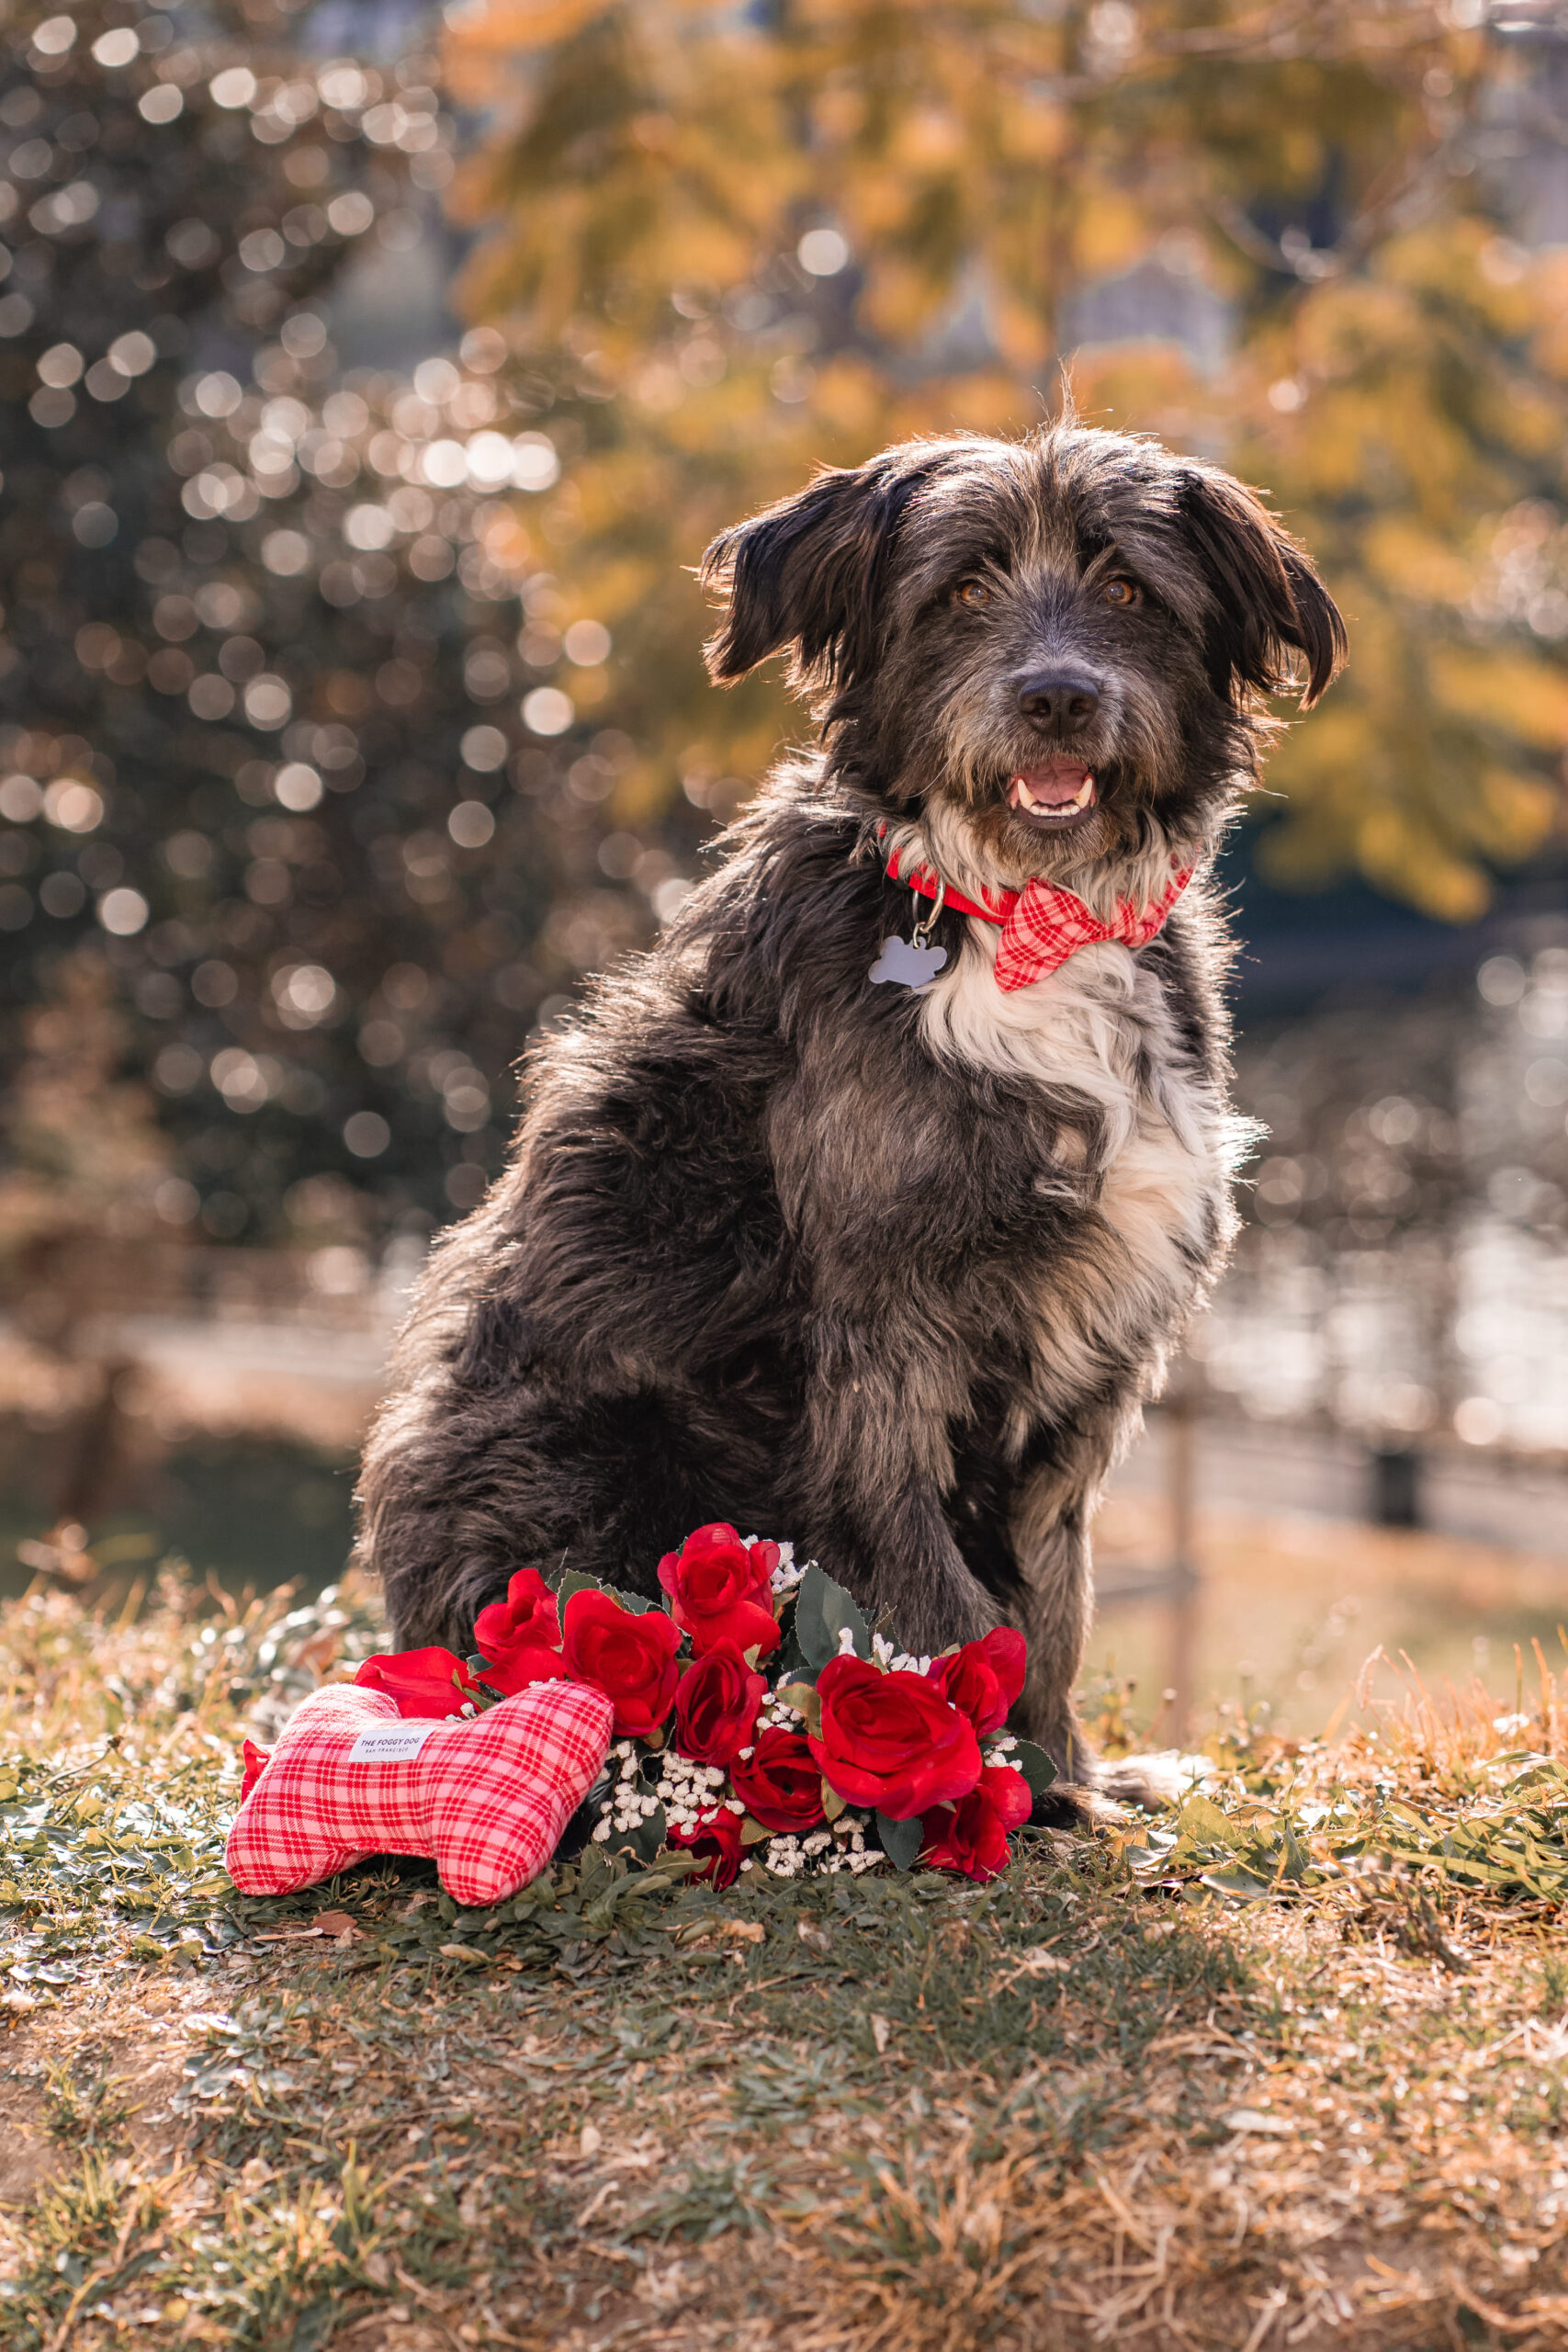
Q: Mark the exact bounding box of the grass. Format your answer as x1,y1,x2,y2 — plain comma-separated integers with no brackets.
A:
7,1566,1568,2346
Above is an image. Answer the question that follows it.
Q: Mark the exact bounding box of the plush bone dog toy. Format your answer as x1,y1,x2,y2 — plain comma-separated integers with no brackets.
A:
225,1679,613,1908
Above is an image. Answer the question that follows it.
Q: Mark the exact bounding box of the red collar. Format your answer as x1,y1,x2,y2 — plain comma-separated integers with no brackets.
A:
881,839,1192,991
885,844,1010,926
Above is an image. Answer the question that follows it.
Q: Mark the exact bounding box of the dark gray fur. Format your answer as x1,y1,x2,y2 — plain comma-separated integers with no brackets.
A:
355,422,1343,1797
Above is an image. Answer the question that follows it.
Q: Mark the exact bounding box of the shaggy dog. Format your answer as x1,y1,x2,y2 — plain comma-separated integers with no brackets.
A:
355,421,1344,1797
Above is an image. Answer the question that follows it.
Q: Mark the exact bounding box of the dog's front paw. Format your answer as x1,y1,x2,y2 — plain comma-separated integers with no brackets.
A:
1097,1749,1214,1812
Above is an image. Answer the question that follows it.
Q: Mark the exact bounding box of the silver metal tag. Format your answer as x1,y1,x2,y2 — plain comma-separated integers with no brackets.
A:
869,936,948,991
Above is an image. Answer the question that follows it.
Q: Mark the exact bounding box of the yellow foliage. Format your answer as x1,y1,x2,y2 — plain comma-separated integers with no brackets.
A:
1069,195,1150,282
1479,768,1561,858
442,0,1568,919
1434,651,1568,753
1360,520,1477,608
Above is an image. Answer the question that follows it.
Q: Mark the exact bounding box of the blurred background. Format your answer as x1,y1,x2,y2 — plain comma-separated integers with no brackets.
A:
3,0,1568,1736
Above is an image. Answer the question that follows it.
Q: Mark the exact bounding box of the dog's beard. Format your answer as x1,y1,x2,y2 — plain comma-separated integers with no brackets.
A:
893,700,1217,918
886,794,1201,924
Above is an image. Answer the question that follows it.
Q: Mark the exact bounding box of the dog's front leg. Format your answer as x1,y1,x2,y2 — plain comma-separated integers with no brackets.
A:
1008,1470,1097,1781
1010,1444,1190,1815
800,1338,1000,1659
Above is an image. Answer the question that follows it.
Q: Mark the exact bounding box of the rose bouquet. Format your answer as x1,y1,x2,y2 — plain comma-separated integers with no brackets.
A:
348,1525,1057,1887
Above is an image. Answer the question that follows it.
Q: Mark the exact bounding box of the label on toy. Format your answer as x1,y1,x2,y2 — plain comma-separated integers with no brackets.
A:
348,1722,443,1763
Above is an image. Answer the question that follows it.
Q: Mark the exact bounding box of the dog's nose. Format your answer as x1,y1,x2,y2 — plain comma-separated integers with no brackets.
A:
1016,671,1100,731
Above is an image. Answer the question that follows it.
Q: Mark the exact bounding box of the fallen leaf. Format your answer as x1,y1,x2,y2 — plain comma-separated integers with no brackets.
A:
1225,2109,1293,2136
870,2012,891,2054
580,2122,603,2157
312,1910,359,1938
720,1920,765,1944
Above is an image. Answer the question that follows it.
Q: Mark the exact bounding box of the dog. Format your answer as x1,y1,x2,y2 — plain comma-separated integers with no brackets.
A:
355,419,1343,1799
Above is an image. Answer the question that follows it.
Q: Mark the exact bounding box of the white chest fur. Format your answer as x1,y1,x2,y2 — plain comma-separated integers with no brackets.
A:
919,920,1243,1416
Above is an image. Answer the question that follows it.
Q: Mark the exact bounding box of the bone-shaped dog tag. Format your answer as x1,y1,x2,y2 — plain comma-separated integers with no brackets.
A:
869,936,948,992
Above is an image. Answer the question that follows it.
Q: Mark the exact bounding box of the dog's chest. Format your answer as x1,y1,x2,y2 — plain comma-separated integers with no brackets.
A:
917,933,1232,1404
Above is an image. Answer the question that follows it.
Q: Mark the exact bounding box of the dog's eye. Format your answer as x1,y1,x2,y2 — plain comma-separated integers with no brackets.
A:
955,580,992,609
1102,578,1141,608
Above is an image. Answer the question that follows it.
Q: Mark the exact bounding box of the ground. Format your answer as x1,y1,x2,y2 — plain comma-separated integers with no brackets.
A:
6,1532,1568,2350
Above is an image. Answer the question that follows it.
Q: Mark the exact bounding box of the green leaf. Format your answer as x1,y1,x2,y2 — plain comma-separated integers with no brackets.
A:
1011,1741,1058,1803
557,1568,608,1611
739,1815,773,1847
875,1812,925,1871
793,1564,870,1670
556,1571,664,1618
1175,1792,1245,1851
607,1802,668,1869
1199,1864,1273,1901
774,1682,823,1738
820,1780,845,1824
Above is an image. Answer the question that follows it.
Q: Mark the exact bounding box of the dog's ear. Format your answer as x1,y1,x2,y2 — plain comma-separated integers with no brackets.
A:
1178,469,1346,710
701,450,936,690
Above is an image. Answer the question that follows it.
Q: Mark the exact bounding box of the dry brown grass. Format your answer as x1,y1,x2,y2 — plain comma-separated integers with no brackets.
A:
6,1554,1568,2349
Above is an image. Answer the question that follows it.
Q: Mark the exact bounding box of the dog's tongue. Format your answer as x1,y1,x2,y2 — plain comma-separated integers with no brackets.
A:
1008,759,1095,811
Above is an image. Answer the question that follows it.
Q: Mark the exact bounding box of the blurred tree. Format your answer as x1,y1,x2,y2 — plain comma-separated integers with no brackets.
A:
8,0,1568,1264
0,0,613,1248
446,0,1568,922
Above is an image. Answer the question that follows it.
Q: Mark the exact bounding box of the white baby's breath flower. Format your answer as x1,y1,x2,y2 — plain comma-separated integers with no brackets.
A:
768,1542,803,1594
837,1627,858,1657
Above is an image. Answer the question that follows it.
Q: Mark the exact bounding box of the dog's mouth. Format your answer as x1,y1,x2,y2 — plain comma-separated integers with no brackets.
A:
1005,758,1098,832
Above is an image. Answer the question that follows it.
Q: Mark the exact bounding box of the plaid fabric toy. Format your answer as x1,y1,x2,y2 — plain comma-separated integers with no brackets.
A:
225,1679,613,1907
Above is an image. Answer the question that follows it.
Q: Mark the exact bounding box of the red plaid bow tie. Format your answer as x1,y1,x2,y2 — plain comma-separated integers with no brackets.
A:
885,845,1192,991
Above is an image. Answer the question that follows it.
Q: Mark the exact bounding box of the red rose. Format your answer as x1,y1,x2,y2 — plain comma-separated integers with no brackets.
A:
809,1657,981,1820
729,1727,826,1834
670,1804,744,1889
354,1646,480,1717
656,1523,781,1658
672,1642,766,1768
921,1765,1032,1883
926,1627,1027,1738
560,1589,681,1738
472,1566,567,1696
